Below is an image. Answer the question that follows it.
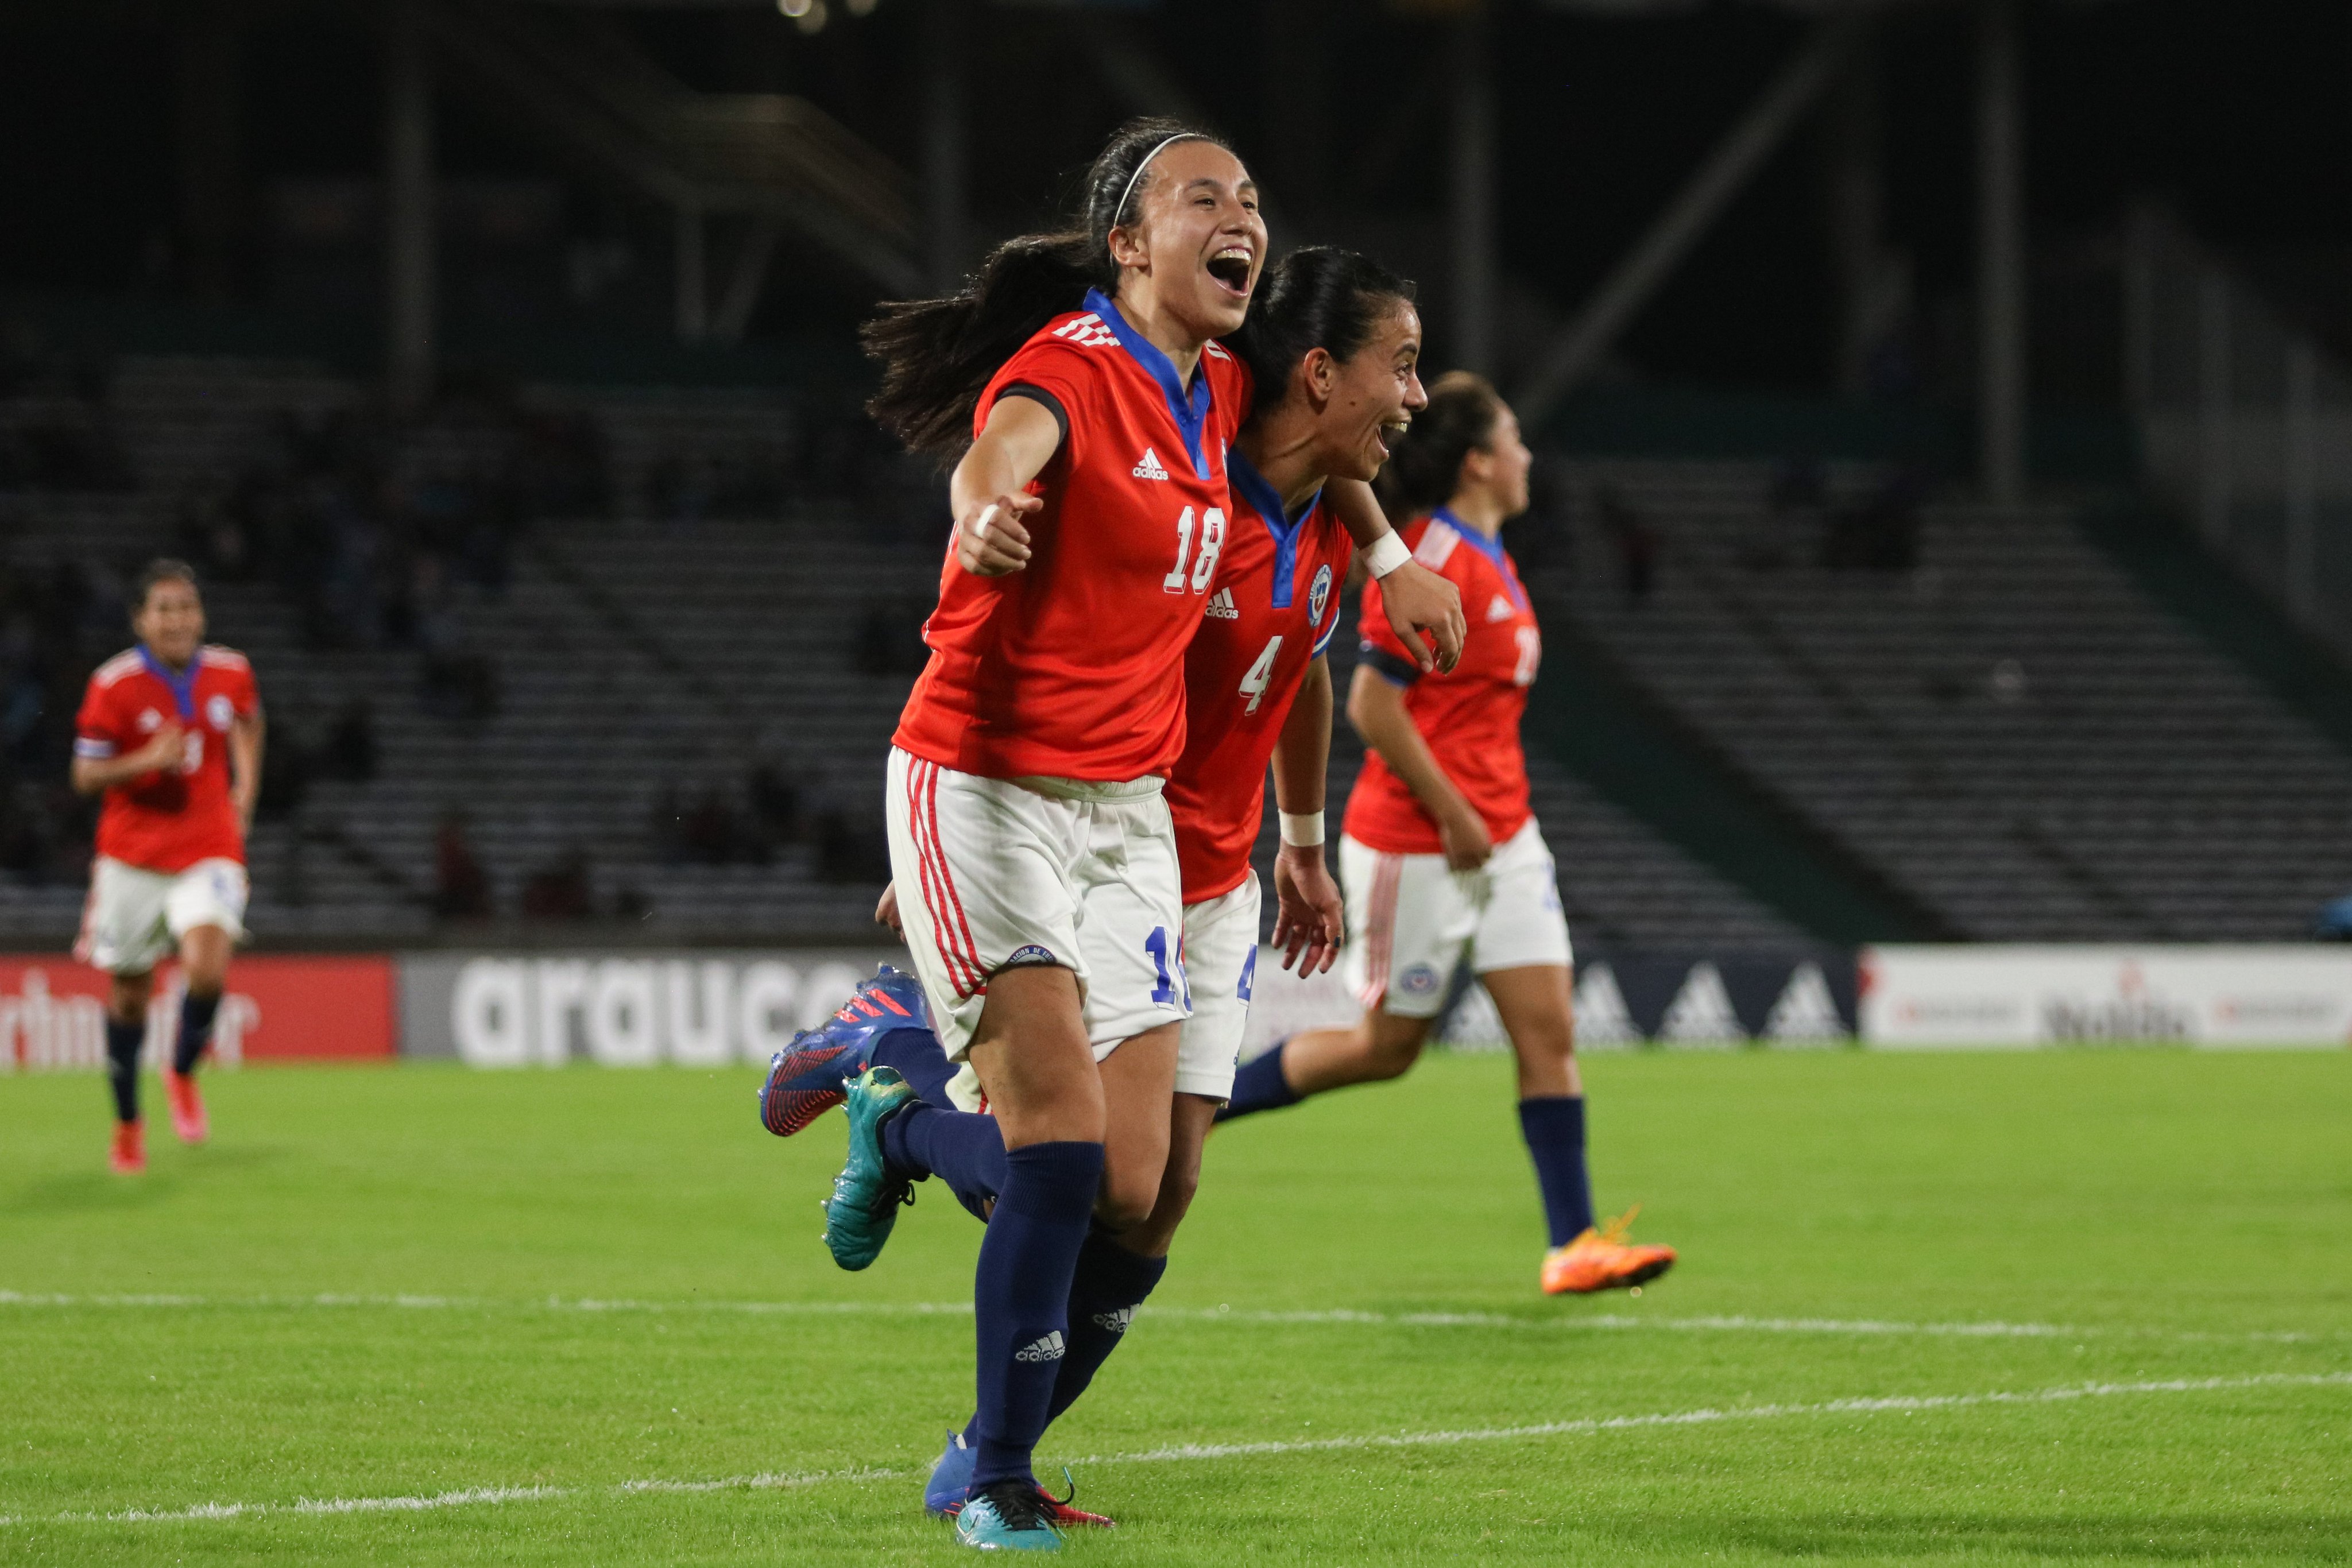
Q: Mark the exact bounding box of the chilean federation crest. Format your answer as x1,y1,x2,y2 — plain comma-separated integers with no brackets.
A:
1307,563,1334,628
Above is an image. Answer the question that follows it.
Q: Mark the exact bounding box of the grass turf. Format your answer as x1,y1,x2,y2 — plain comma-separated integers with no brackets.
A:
0,1048,2346,1565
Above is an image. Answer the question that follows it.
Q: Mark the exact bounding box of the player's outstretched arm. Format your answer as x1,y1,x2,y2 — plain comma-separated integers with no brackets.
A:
1345,663,1492,873
946,396,1060,577
69,723,184,796
1269,656,1343,974
1325,479,1464,673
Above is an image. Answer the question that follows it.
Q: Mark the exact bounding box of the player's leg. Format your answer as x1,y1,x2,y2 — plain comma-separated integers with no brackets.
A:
1474,824,1673,1294
78,857,174,1173
103,967,154,1172
158,860,249,1144
1220,837,1466,1117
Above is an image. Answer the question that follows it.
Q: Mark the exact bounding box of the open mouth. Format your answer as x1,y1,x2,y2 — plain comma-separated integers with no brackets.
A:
1374,418,1410,460
1206,247,1254,295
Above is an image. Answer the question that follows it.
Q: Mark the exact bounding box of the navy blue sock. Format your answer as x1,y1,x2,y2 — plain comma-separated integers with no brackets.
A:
1046,1230,1167,1424
882,1102,1007,1206
1213,1040,1299,1122
869,1027,957,1106
173,991,220,1077
105,1018,144,1124
1519,1095,1595,1248
969,1140,1102,1490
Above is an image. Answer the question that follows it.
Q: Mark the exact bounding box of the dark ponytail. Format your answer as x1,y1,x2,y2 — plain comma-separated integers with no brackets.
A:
1379,370,1506,517
862,117,1232,463
1231,246,1415,424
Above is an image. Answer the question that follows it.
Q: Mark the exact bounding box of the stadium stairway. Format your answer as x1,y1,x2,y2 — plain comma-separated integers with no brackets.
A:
1549,460,2352,940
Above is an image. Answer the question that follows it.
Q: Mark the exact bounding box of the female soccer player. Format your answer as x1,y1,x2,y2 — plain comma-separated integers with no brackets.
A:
71,560,264,1174
1214,372,1679,1300
828,121,1459,1551
768,246,1426,1532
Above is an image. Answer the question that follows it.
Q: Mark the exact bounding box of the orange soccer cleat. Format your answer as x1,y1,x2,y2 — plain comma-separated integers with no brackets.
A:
109,1120,147,1175
1542,1205,1677,1296
166,1072,208,1145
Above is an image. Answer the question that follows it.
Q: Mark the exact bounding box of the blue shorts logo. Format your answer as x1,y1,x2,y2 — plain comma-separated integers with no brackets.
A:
1003,944,1060,969
1399,963,1441,996
1307,564,1334,628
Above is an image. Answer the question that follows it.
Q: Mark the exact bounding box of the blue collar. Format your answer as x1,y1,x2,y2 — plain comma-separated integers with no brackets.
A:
137,644,199,721
1084,288,1216,481
1433,508,1525,610
1225,447,1321,610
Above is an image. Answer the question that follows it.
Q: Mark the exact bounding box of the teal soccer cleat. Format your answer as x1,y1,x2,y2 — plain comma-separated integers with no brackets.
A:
821,1066,918,1271
954,1478,1063,1552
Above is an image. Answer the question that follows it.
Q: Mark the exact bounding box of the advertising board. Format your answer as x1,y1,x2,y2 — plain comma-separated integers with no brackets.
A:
1859,945,2352,1048
0,954,397,1070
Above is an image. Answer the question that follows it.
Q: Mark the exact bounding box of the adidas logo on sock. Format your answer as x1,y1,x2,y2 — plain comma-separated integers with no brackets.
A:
1013,1330,1067,1364
1132,448,1170,481
1204,587,1239,620
1090,1306,1136,1335
1487,593,1515,623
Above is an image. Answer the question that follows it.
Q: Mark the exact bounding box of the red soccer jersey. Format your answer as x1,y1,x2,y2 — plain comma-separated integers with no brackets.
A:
1343,512,1541,855
1166,448,1353,904
74,644,260,873
893,289,1252,783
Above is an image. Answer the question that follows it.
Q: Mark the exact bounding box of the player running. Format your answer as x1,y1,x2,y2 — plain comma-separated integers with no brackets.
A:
1214,373,1678,1299
70,560,263,1175
765,245,1425,1533
821,122,1459,1552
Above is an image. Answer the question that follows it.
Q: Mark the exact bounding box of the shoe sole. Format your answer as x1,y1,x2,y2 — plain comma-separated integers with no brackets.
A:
760,1085,846,1138
1545,1255,1676,1296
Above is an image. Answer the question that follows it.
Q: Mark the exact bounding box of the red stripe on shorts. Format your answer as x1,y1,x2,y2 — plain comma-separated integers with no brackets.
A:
908,760,982,998
1357,853,1402,1011
923,761,989,996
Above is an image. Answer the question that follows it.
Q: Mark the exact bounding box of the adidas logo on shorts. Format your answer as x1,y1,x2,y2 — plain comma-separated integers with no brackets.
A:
1132,448,1170,481
1013,1330,1067,1364
1090,1307,1135,1335
1204,587,1239,620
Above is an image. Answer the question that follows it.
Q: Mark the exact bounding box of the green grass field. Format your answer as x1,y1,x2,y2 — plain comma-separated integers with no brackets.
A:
1,1048,2347,1565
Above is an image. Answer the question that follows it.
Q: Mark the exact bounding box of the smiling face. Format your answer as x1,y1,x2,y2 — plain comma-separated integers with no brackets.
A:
1297,297,1426,485
1459,402,1533,520
134,576,205,667
1108,140,1267,343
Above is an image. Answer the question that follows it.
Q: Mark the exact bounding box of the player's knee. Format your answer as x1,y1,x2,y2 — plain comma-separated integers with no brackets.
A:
1362,1035,1425,1081
1095,1169,1162,1234
109,971,153,1023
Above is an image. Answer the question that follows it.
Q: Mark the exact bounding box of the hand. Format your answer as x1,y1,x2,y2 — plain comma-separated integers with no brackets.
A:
953,493,1042,577
875,881,904,938
1271,843,1344,974
130,722,185,775
1378,560,1464,673
1437,806,1493,872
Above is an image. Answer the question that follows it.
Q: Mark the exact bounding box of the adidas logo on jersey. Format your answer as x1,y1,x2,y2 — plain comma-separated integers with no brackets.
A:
1204,587,1239,620
1487,593,1515,623
1013,1331,1067,1364
1132,448,1170,481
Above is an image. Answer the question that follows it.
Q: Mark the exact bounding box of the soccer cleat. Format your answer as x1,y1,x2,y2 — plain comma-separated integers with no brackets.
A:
953,1478,1063,1552
166,1071,208,1145
821,1066,918,1271
758,965,931,1137
109,1121,146,1175
927,1435,1113,1528
1542,1205,1677,1295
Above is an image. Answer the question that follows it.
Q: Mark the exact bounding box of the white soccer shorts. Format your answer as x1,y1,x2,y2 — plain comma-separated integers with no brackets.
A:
887,748,1190,1071
1174,873,1262,1102
75,855,249,975
1339,819,1573,1019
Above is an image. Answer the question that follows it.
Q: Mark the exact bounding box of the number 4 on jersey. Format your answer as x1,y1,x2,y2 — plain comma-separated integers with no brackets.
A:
1237,635,1284,714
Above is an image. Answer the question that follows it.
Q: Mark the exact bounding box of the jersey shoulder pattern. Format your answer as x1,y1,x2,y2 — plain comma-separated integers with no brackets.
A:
199,645,252,673
90,648,145,689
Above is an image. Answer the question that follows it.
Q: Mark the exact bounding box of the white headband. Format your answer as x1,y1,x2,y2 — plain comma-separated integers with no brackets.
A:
1112,133,1206,229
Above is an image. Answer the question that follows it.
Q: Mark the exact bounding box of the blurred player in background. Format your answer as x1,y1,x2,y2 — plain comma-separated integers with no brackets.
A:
1214,373,1677,1299
70,560,263,1175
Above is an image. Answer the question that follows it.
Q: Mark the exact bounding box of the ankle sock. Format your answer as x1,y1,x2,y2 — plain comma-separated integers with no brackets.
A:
869,1026,957,1106
968,1140,1103,1489
1518,1095,1595,1248
883,1102,1007,1206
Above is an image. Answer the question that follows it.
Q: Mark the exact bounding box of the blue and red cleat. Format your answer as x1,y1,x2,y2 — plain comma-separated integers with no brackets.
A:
926,1431,1115,1529
757,966,933,1138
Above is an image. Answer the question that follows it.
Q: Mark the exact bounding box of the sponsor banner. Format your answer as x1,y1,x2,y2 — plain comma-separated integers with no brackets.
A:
1240,947,1856,1057
1859,945,2352,1048
400,950,906,1067
0,954,396,1071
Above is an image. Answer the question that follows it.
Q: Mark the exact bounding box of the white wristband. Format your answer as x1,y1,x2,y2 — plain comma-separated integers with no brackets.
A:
1361,532,1412,579
1279,811,1325,848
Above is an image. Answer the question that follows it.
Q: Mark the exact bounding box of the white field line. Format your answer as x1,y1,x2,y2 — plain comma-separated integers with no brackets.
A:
10,1370,2349,1530
0,1288,2323,1344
